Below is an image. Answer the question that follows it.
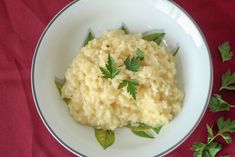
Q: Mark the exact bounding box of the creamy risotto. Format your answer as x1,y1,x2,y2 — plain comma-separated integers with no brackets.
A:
61,30,184,130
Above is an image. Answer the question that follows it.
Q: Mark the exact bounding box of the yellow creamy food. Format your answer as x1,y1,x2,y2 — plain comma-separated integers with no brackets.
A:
61,30,184,130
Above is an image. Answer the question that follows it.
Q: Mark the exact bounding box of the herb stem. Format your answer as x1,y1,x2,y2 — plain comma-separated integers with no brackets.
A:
208,133,220,144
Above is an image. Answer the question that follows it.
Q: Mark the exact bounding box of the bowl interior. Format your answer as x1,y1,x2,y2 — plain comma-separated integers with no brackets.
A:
32,0,212,157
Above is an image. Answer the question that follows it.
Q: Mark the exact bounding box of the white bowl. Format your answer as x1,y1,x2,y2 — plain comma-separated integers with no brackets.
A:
31,0,213,156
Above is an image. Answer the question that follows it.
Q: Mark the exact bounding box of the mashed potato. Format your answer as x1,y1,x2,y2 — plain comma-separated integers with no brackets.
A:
61,30,184,130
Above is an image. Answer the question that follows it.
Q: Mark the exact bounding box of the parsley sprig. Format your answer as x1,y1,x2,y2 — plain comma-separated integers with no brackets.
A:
124,48,144,72
118,79,139,99
209,94,235,112
218,41,233,62
192,117,235,157
220,71,235,91
99,54,121,79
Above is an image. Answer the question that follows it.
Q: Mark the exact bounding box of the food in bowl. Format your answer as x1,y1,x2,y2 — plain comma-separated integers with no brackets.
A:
55,27,184,149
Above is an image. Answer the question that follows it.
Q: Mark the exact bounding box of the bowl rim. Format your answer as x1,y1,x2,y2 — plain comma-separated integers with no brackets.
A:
31,0,213,156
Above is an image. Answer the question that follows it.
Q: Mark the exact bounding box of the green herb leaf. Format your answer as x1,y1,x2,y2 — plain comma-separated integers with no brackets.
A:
208,94,235,112
192,142,222,157
192,142,207,157
99,54,121,79
118,79,139,99
94,129,115,149
220,133,232,144
206,124,213,142
127,123,152,131
121,24,129,34
83,31,95,46
192,117,235,157
217,117,235,135
118,81,128,89
143,33,165,45
173,46,180,56
54,80,64,95
218,41,233,62
54,80,70,104
136,48,144,60
220,70,235,91
204,142,222,157
124,56,141,72
153,126,162,134
131,130,155,139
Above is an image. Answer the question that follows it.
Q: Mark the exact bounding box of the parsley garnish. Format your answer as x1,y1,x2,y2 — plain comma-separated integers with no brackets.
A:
99,54,121,79
136,48,144,60
220,70,235,91
83,31,95,46
143,33,165,45
124,48,144,72
192,117,235,157
118,79,139,99
209,94,235,112
218,41,233,62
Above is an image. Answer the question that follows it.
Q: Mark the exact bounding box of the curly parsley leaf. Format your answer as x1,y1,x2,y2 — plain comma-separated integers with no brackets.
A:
121,24,129,34
94,129,115,149
143,33,165,45
209,94,235,112
220,70,235,91
118,79,139,99
218,41,233,62
99,54,120,79
173,46,180,56
83,31,95,46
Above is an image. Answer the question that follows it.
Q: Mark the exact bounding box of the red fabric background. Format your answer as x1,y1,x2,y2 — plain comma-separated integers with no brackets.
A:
0,0,235,156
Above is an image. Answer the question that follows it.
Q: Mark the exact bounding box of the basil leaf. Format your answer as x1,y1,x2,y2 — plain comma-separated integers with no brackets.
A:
83,31,95,46
127,123,152,131
143,33,165,45
153,126,162,134
54,80,64,95
54,79,69,104
95,129,115,149
131,130,155,139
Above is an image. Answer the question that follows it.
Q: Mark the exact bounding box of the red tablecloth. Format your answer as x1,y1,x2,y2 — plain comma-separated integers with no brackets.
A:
1,0,235,156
